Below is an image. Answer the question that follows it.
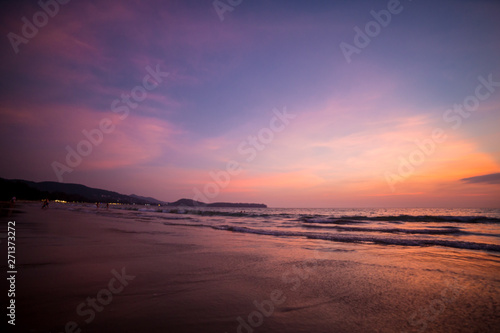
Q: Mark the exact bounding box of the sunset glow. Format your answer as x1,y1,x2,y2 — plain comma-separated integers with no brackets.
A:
1,0,499,207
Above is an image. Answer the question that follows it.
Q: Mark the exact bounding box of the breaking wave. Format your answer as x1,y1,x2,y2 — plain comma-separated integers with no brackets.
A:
162,222,500,253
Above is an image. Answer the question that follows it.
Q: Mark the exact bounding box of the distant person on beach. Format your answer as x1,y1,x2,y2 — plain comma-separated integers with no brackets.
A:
10,197,16,207
41,199,49,209
106,203,109,209
96,202,99,208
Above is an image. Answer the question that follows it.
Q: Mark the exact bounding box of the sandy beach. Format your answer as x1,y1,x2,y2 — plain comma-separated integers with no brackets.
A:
2,203,499,333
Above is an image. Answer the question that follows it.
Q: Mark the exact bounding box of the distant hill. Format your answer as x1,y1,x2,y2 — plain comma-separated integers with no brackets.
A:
0,178,161,205
168,198,267,208
130,194,165,205
169,198,206,207
0,178,267,208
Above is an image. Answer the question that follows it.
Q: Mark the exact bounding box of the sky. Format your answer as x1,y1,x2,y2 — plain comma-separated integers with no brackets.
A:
1,0,499,208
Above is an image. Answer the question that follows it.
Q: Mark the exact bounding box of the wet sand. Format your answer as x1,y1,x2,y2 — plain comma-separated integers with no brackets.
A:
2,203,499,332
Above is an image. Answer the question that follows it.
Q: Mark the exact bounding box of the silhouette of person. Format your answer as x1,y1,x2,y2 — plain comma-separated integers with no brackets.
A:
42,199,49,209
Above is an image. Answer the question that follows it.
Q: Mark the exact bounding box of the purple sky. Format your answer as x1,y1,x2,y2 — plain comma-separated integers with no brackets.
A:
1,0,499,207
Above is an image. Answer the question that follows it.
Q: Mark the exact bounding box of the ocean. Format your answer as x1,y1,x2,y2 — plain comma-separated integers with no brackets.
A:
8,203,500,332
66,204,500,254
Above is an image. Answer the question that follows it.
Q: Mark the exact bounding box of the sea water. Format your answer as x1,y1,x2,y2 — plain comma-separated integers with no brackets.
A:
64,205,500,254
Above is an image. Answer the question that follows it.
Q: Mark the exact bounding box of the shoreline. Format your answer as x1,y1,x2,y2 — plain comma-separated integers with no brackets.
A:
2,203,499,332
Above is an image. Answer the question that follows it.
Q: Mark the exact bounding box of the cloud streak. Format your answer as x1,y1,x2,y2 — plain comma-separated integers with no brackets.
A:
461,173,500,185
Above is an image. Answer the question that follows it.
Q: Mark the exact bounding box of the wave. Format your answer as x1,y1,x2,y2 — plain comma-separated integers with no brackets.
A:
111,205,500,224
300,218,367,225
301,215,500,224
301,224,464,235
162,222,500,253
122,207,272,218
